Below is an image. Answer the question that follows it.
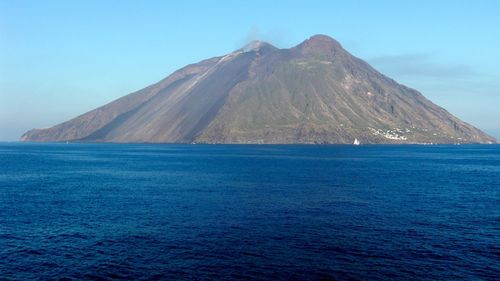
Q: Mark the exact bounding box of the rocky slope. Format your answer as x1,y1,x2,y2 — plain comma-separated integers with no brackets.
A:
21,35,496,144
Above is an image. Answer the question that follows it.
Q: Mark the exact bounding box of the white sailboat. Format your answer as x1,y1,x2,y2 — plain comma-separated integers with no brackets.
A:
353,138,360,145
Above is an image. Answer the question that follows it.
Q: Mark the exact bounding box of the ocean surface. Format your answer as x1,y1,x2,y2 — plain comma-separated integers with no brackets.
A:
0,143,499,280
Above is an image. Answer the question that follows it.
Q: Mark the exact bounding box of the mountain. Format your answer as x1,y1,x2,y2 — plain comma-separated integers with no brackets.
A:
21,35,496,144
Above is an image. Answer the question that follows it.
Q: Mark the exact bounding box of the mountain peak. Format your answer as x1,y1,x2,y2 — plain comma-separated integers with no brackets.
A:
239,40,276,53
308,34,339,43
296,34,343,55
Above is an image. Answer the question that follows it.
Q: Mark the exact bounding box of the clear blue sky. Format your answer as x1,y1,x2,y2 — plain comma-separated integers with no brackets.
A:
1,0,499,141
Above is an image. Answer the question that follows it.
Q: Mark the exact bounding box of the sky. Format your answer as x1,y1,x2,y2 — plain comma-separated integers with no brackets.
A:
1,0,499,141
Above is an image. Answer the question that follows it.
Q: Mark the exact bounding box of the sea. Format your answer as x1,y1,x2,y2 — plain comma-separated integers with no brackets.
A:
0,143,499,280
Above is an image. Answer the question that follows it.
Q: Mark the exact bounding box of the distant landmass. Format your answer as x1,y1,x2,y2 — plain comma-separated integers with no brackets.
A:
21,35,496,144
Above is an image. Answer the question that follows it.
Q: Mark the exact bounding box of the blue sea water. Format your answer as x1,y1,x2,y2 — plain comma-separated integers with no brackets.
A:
0,143,499,280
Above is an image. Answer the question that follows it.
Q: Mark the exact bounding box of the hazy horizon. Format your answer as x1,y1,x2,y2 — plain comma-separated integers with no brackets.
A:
1,0,499,141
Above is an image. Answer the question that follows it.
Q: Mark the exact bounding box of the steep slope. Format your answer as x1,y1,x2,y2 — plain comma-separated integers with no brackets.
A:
21,35,496,144
20,57,221,142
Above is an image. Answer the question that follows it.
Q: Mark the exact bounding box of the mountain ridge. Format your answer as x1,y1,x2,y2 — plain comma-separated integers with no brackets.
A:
21,34,496,144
